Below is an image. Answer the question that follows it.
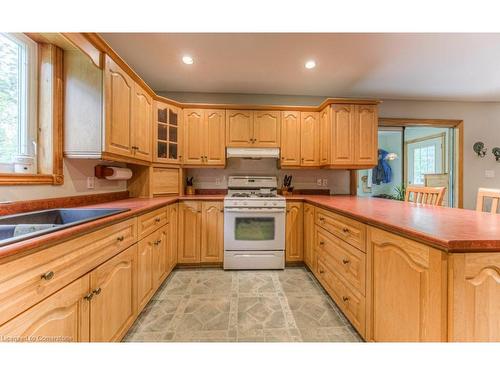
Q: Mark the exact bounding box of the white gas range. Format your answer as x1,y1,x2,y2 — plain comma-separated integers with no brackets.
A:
223,176,286,270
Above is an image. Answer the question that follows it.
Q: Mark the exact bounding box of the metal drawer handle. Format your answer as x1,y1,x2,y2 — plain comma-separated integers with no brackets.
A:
342,227,350,233
92,287,102,295
155,239,162,245
116,235,125,241
41,271,55,280
342,296,349,302
342,258,350,264
319,217,325,222
319,268,325,274
84,292,94,301
155,217,161,223
319,241,325,246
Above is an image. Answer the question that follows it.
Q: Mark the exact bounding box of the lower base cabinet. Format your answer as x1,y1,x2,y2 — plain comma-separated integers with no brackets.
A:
0,275,91,342
303,203,315,271
285,202,303,262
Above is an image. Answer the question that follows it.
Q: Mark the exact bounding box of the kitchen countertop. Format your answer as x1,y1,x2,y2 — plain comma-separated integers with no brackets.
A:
1,194,500,261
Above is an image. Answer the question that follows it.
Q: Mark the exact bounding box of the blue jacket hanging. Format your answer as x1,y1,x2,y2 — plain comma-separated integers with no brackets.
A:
372,149,393,185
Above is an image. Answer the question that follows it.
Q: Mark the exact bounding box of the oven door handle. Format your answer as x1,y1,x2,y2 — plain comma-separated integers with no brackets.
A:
224,208,285,213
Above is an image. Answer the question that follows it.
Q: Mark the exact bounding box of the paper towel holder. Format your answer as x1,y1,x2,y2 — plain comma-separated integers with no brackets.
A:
95,165,115,179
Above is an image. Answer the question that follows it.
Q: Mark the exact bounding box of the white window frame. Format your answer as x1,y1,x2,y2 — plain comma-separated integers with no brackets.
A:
0,32,38,170
405,133,446,186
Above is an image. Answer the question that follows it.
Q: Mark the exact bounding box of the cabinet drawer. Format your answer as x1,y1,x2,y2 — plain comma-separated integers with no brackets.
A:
315,207,366,251
0,218,137,326
316,226,366,294
317,256,366,336
137,207,168,239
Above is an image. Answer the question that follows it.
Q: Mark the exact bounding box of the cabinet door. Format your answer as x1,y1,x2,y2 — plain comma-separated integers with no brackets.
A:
253,111,280,147
280,111,301,166
300,112,320,166
330,104,355,165
303,203,316,271
103,55,134,157
366,227,447,342
201,202,224,263
167,204,179,271
319,107,330,166
137,233,155,311
226,110,253,147
131,83,153,161
178,202,202,263
354,105,378,166
285,202,303,262
449,253,500,342
205,109,226,165
90,245,137,342
154,102,181,164
183,109,204,164
0,275,90,342
153,225,169,288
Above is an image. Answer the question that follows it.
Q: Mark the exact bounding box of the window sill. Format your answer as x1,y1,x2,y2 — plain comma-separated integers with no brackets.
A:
0,173,63,185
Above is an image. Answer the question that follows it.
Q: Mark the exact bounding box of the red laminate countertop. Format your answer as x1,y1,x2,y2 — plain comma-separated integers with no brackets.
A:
288,195,500,252
1,194,500,260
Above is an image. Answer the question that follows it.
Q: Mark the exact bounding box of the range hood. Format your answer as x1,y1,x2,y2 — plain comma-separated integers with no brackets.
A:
226,147,280,159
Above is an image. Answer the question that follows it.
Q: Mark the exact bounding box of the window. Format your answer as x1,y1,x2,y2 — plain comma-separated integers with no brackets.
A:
406,133,445,186
412,145,436,184
0,33,38,173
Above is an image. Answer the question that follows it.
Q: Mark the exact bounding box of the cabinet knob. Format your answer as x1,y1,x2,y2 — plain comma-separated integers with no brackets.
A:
92,287,102,295
155,217,161,223
319,217,325,222
342,227,350,233
319,241,325,246
116,235,125,242
41,271,55,280
84,292,94,301
319,268,325,274
342,258,350,264
342,296,350,302
219,209,224,212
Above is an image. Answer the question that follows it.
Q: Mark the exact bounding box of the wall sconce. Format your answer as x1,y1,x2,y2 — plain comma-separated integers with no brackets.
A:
492,147,500,162
473,142,487,157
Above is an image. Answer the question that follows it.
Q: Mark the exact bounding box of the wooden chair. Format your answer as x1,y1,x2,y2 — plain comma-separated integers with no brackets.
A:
404,186,446,206
476,188,500,213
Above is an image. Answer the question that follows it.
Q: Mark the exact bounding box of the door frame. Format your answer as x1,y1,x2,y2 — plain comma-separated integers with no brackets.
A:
350,118,463,208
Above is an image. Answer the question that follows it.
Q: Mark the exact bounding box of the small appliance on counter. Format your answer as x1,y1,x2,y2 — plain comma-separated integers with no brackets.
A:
223,176,285,270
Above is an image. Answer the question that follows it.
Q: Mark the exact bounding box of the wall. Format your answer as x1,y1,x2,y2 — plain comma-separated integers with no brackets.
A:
0,159,127,202
186,158,351,194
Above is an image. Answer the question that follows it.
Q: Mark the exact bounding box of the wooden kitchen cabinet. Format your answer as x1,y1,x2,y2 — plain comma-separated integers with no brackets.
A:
137,232,155,311
201,202,224,263
178,201,202,263
448,253,500,341
300,112,320,166
303,203,316,272
183,108,225,166
131,82,153,161
152,225,169,288
154,101,182,164
280,111,301,166
226,110,253,146
103,54,134,158
167,204,179,271
319,106,330,165
330,104,355,165
0,275,91,342
366,227,447,342
354,105,378,166
285,202,303,262
89,244,137,342
253,111,280,147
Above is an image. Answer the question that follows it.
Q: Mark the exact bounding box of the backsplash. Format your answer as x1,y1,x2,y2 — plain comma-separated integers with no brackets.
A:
184,159,351,194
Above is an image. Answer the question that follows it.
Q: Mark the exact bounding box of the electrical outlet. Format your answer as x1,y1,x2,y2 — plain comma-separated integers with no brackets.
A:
87,176,95,189
317,178,322,186
215,178,221,186
322,178,328,186
485,170,495,178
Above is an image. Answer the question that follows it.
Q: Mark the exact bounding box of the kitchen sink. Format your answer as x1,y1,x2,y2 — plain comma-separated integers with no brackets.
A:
0,208,130,247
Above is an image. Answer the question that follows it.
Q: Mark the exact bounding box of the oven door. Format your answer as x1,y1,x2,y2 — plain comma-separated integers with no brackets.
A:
224,207,285,251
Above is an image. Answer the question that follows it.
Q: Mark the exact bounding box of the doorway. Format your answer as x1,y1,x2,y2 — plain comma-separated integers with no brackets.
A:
356,118,463,208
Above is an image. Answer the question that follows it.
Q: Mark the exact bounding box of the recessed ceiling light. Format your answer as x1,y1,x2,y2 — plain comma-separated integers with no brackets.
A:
305,60,316,69
182,55,194,65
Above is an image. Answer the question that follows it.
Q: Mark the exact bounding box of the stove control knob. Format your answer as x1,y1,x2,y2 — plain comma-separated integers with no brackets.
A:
243,202,248,205
272,202,277,206
263,202,268,206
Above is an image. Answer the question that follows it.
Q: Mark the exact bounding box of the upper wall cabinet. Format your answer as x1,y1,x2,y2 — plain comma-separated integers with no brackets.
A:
329,104,378,168
183,108,225,167
280,111,301,166
226,110,280,147
154,101,181,164
64,52,152,164
280,111,320,168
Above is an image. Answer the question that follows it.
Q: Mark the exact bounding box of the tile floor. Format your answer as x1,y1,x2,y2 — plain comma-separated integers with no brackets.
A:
123,267,363,342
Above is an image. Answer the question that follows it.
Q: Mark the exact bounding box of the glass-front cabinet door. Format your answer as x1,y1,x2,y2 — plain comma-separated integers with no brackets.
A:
154,101,182,163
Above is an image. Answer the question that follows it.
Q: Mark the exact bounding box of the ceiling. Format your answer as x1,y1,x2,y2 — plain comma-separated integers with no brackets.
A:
100,33,500,101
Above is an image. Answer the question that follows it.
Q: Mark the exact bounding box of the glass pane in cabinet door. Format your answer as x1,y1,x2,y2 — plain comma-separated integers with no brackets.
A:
158,124,168,141
169,109,178,125
169,126,178,143
158,142,168,159
158,108,168,123
169,143,178,160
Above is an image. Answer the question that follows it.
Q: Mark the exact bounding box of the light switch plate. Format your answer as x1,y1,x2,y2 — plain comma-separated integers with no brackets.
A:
87,176,95,189
485,170,495,178
322,178,328,186
317,178,322,186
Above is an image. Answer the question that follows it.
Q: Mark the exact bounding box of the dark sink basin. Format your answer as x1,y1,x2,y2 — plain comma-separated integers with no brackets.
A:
0,208,130,247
